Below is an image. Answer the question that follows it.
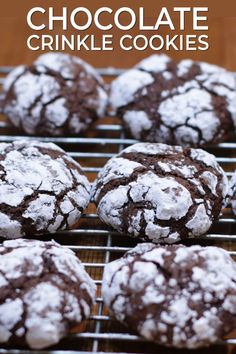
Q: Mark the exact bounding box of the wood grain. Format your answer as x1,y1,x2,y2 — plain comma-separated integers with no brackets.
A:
0,1,235,70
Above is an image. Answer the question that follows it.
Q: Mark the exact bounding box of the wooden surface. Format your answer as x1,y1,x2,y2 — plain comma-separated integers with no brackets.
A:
0,1,235,70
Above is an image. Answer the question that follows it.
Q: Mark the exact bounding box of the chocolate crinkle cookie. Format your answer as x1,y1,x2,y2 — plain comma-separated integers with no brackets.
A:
2,53,108,135
228,170,236,214
0,238,96,349
110,54,236,147
0,140,90,238
92,143,228,243
102,243,236,348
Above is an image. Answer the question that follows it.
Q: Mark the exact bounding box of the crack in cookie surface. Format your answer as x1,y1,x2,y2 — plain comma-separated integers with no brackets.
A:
228,170,236,215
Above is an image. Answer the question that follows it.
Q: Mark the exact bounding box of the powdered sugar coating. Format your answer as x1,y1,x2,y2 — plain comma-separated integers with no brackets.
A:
93,143,228,243
123,111,152,139
0,238,96,349
3,53,108,136
228,170,236,214
0,140,90,238
110,54,236,147
36,53,102,83
102,243,236,348
136,54,171,73
110,69,154,110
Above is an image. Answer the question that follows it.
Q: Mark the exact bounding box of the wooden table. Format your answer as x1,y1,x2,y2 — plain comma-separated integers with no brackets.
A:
0,0,236,70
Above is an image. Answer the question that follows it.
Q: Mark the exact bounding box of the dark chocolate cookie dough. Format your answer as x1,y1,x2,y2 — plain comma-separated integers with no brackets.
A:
110,54,236,147
93,143,228,243
102,243,236,348
0,140,90,238
0,238,96,349
2,53,108,135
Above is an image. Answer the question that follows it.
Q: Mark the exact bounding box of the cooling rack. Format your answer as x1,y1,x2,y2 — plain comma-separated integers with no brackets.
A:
0,66,236,354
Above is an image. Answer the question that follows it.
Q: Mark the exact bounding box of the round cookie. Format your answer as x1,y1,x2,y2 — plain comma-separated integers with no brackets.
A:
102,243,236,348
110,54,236,147
93,143,228,243
0,140,91,238
2,53,108,136
0,238,96,349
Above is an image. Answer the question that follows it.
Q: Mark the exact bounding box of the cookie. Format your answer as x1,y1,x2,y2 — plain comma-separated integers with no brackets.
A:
110,54,236,147
0,238,96,349
93,143,228,243
228,170,236,214
102,243,236,348
0,140,90,238
2,53,108,135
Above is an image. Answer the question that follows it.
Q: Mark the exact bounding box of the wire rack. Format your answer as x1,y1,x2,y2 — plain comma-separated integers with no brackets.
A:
0,66,236,354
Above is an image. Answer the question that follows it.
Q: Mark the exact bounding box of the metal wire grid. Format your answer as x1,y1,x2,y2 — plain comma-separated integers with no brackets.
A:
0,67,235,353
